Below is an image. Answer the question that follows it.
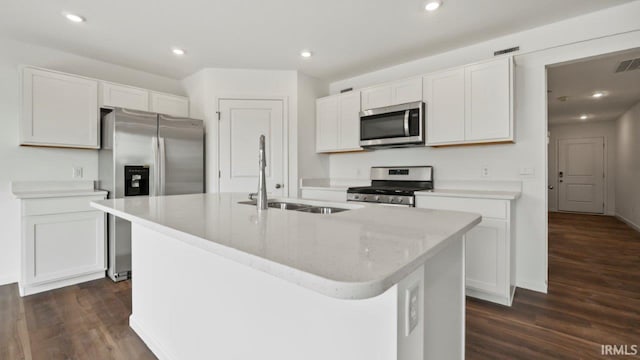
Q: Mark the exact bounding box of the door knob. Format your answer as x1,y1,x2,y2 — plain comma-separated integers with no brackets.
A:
275,184,283,189
548,185,554,190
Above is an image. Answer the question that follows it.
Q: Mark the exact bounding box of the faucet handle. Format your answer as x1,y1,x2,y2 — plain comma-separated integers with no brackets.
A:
248,192,258,200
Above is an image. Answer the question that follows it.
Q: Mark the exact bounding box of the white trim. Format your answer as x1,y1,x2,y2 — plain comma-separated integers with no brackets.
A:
616,213,640,233
215,95,290,196
18,271,104,297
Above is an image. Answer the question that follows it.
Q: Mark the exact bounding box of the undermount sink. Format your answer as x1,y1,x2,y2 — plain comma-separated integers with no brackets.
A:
268,201,312,210
238,200,348,214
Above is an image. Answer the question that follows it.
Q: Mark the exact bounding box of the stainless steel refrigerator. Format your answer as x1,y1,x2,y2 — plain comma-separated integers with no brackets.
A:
98,108,204,282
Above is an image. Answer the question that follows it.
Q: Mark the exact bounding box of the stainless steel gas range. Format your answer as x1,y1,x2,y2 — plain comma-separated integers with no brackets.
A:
346,166,433,207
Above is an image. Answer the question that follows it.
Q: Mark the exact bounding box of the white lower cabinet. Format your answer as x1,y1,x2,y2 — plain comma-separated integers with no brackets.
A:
415,195,515,306
300,188,347,202
19,195,107,296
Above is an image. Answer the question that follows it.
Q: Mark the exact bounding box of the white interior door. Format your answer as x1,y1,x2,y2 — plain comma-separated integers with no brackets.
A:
558,137,605,213
219,99,285,196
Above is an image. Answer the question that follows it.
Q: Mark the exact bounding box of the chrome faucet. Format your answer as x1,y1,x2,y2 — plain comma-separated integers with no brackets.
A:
256,135,268,210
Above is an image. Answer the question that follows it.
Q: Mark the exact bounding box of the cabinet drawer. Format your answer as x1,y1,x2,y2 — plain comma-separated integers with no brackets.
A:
22,195,106,217
415,196,507,219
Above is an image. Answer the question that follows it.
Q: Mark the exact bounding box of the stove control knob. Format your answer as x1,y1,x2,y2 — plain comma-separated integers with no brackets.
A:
390,197,396,203
374,195,380,201
398,198,404,203
354,195,360,200
362,196,368,201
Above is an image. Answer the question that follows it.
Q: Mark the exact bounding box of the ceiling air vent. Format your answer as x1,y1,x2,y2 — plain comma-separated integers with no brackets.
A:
615,58,640,73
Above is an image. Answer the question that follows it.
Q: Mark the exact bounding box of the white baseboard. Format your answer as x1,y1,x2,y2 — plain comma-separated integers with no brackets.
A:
616,213,640,233
130,316,173,360
516,279,547,294
19,271,104,297
0,274,18,287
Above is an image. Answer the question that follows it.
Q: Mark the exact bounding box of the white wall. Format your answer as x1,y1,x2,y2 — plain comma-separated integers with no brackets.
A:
0,37,185,285
615,101,640,231
327,2,640,293
548,121,617,214
182,68,329,197
297,73,330,186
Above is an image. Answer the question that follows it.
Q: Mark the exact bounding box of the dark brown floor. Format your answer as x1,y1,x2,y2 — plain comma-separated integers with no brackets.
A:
467,212,640,359
1,212,638,359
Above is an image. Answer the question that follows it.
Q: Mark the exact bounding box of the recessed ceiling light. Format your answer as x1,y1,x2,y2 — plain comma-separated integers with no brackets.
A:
300,50,313,58
580,114,588,120
64,12,85,23
425,1,442,11
592,92,605,98
172,48,186,56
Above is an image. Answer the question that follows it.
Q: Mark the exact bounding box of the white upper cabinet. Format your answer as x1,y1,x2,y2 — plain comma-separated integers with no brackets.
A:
422,57,513,146
424,69,465,145
21,67,99,149
465,57,512,142
391,77,422,105
100,82,150,111
361,84,392,110
361,77,422,110
316,91,362,153
337,91,362,151
316,96,339,152
150,92,190,117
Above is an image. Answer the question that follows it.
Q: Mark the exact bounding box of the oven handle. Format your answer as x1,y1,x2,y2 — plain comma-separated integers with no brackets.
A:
403,110,410,137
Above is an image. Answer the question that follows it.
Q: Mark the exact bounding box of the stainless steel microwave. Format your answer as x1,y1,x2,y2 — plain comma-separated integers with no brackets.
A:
359,101,425,148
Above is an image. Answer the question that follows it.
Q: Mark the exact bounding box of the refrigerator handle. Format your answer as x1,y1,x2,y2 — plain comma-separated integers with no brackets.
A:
152,136,159,196
159,137,166,196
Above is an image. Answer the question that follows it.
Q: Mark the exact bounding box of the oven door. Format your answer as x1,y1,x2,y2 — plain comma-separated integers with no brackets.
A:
359,101,424,148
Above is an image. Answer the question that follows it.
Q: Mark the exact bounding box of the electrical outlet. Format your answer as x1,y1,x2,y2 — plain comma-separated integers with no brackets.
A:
405,284,420,336
481,166,490,177
72,166,83,179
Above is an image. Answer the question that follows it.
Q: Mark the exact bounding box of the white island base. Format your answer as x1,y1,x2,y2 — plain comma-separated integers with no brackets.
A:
129,224,465,360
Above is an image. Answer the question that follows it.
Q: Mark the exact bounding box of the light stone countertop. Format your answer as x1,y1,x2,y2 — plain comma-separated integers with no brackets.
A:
415,189,521,200
91,193,480,300
12,180,107,199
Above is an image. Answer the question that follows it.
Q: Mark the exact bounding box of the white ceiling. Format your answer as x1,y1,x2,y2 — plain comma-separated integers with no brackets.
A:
0,0,634,81
547,48,640,126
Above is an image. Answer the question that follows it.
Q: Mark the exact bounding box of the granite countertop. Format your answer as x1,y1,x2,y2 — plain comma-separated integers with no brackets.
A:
91,193,480,300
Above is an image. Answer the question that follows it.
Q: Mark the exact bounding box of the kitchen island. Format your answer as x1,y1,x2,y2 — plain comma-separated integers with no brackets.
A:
91,193,480,360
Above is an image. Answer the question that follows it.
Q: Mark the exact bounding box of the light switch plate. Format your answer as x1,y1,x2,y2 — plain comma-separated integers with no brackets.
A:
405,284,420,336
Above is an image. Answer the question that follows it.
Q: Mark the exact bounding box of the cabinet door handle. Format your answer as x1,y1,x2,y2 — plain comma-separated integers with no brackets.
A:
275,184,283,189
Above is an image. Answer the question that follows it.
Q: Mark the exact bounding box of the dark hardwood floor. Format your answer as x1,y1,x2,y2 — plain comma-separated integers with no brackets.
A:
467,212,640,359
1,212,638,359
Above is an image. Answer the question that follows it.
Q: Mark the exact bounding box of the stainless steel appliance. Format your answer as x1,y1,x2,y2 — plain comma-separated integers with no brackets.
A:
98,108,204,281
359,101,425,148
347,166,433,207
